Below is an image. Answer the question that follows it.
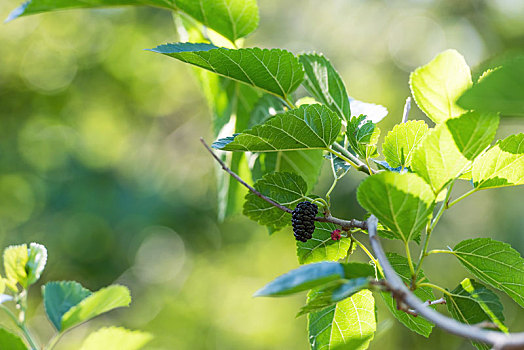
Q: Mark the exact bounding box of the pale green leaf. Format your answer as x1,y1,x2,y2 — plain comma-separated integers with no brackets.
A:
453,238,524,308
150,43,304,100
8,0,259,42
308,290,375,350
347,116,380,159
446,111,499,160
0,328,27,350
43,281,93,331
296,222,352,264
213,104,341,152
26,243,47,287
357,172,435,243
243,172,307,232
410,49,472,123
299,53,351,121
3,244,28,289
80,327,152,350
472,133,524,190
411,124,469,193
253,262,345,297
445,279,507,350
381,253,435,337
382,120,429,168
457,57,524,116
252,150,324,191
61,285,131,331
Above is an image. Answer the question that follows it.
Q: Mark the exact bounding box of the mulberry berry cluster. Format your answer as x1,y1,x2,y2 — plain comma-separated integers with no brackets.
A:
291,201,318,242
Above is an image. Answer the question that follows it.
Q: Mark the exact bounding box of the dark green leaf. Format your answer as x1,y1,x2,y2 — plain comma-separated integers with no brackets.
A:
446,111,499,160
249,94,285,127
457,57,524,116
299,54,350,121
253,262,345,297
357,172,435,243
381,253,434,337
453,238,524,308
8,0,259,43
150,43,304,100
43,281,92,331
243,172,307,232
213,104,341,152
347,116,380,159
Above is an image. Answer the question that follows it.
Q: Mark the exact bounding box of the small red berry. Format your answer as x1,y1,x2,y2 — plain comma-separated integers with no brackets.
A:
331,229,342,241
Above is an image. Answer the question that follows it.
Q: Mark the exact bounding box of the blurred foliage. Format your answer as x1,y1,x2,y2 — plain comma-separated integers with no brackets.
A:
0,0,523,349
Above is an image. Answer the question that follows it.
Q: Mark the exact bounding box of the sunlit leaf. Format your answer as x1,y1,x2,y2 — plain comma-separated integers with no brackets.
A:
308,290,375,350
446,111,499,160
296,222,352,264
25,243,47,287
80,327,152,350
3,244,28,290
61,285,131,331
0,328,27,350
381,253,434,337
382,120,428,168
243,172,307,232
472,133,524,190
299,54,350,121
43,281,93,331
213,104,341,152
453,238,524,308
410,50,472,123
411,124,469,193
150,43,304,100
357,172,435,243
253,262,345,297
8,0,259,43
457,57,524,116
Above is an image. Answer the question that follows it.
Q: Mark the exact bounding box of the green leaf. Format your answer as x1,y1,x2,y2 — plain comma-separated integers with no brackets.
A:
150,43,304,100
446,111,499,160
357,172,435,243
457,57,524,116
252,150,324,191
308,290,375,350
80,327,152,350
296,222,352,264
452,238,524,308
445,279,507,350
8,0,259,43
61,285,131,331
43,281,93,331
411,124,469,193
472,133,524,190
243,172,307,232
3,244,28,290
213,104,341,152
381,253,435,337
253,262,345,297
410,49,472,124
0,328,27,350
382,120,428,168
347,116,380,159
26,243,47,287
299,54,350,121
249,94,285,128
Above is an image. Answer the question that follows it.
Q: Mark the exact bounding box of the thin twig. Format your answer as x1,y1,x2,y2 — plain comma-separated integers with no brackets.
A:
402,97,411,123
201,138,368,230
367,215,524,350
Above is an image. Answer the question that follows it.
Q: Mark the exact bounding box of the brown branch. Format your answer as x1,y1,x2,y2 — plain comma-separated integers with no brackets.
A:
201,138,367,230
367,215,524,350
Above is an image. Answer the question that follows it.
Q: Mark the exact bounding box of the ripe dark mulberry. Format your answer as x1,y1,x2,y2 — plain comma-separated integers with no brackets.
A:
291,201,318,242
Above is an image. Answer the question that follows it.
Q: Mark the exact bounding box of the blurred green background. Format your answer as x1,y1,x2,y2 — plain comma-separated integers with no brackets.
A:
0,0,523,349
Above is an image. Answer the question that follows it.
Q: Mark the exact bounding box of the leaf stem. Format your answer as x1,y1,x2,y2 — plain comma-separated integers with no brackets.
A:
282,96,296,109
417,282,452,297
447,188,478,209
404,240,416,278
327,147,372,175
427,249,455,256
352,238,383,276
45,333,64,350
